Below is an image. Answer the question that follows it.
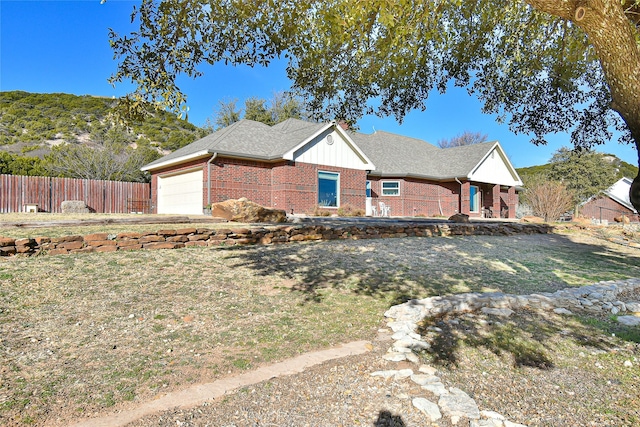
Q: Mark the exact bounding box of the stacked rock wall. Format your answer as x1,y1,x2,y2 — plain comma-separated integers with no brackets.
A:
0,222,552,257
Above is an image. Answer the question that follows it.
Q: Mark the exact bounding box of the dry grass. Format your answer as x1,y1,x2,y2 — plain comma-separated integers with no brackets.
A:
1,222,640,426
0,213,240,239
419,307,640,426
1,213,158,223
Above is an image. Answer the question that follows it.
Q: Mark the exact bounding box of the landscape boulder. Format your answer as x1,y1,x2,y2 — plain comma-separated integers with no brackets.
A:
61,200,90,214
211,198,287,223
614,215,630,224
448,213,469,223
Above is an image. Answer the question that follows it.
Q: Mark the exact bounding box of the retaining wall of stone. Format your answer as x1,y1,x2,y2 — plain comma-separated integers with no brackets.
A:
0,222,552,257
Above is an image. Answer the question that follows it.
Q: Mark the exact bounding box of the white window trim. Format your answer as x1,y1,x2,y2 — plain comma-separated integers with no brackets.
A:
381,181,400,196
318,170,340,208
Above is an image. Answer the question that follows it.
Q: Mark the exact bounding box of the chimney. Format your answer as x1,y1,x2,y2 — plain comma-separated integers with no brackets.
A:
338,120,349,130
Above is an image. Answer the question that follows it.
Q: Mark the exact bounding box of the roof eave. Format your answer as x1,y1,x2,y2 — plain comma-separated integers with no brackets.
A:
214,151,284,162
367,171,465,182
142,150,213,172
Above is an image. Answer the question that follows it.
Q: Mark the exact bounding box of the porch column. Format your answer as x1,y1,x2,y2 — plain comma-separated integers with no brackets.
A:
507,186,517,219
492,184,501,218
460,181,471,214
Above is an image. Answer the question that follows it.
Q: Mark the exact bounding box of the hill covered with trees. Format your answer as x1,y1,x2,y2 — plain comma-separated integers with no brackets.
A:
0,91,206,152
517,151,638,189
0,91,207,181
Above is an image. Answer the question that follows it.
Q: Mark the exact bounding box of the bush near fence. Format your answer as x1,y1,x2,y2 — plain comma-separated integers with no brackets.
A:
0,174,150,214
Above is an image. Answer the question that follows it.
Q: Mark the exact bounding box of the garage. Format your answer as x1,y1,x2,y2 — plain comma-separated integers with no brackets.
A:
157,169,204,215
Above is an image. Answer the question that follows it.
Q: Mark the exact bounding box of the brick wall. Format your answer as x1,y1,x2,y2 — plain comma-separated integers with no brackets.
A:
581,196,638,222
505,186,517,219
272,161,317,213
206,158,367,215
208,158,274,207
151,157,519,218
272,162,367,214
368,177,460,217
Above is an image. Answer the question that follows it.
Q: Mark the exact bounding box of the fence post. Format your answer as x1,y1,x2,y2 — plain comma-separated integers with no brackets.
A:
599,206,602,224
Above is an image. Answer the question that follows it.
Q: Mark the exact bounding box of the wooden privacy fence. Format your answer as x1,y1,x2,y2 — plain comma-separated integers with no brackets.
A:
0,174,151,214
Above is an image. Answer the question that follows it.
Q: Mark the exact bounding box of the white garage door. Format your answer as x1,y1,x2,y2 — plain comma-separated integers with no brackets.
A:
157,169,204,215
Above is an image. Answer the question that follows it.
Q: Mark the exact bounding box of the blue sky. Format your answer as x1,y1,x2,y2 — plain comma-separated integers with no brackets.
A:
1,0,638,169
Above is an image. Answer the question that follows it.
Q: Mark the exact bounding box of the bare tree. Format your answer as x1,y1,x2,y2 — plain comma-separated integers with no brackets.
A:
204,93,308,131
207,98,241,131
45,144,153,182
521,179,575,222
437,131,488,148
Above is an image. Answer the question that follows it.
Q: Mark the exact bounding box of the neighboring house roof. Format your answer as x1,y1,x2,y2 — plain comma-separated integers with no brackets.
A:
602,177,636,213
142,119,522,187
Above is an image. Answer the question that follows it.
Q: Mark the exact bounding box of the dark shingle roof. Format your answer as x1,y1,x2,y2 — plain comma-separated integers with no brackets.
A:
351,131,496,179
143,119,326,169
143,118,497,180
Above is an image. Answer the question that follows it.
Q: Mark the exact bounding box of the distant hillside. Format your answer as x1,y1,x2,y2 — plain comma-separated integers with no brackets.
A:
0,91,206,156
516,154,638,186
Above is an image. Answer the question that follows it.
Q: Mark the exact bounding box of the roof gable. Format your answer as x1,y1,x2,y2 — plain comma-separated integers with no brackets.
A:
467,143,523,186
283,124,374,170
604,177,636,212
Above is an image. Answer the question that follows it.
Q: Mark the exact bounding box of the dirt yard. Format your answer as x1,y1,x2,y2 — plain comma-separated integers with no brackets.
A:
1,218,639,426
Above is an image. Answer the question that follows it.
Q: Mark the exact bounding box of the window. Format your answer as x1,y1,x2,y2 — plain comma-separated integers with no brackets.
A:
382,181,399,196
470,185,480,212
366,181,372,198
318,171,339,207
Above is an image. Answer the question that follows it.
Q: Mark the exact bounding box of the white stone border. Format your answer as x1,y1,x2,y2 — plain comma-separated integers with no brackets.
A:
373,278,640,426
385,278,640,330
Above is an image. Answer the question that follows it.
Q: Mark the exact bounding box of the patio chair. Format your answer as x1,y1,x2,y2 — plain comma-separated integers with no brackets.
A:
379,202,391,217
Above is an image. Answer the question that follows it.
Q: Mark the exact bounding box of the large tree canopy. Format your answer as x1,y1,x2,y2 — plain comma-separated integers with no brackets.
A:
108,0,640,210
548,147,619,204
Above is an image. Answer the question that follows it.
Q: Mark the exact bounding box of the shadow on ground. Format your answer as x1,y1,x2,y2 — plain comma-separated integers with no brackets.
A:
374,410,406,426
418,305,640,370
217,232,640,306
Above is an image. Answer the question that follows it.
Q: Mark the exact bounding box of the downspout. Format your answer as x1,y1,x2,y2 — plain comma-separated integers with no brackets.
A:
207,153,218,207
455,177,463,214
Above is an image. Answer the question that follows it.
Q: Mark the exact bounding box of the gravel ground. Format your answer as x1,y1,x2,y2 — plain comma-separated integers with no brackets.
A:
126,296,640,427
127,333,458,427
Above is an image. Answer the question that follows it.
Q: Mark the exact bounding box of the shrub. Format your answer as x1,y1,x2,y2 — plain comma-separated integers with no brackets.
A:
337,204,364,217
310,205,331,216
521,178,574,222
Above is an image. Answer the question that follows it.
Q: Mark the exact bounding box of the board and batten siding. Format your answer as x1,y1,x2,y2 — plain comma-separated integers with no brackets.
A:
0,174,150,213
290,130,371,170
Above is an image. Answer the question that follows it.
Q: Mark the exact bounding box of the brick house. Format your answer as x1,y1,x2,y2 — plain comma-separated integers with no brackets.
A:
581,177,639,222
142,119,522,218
